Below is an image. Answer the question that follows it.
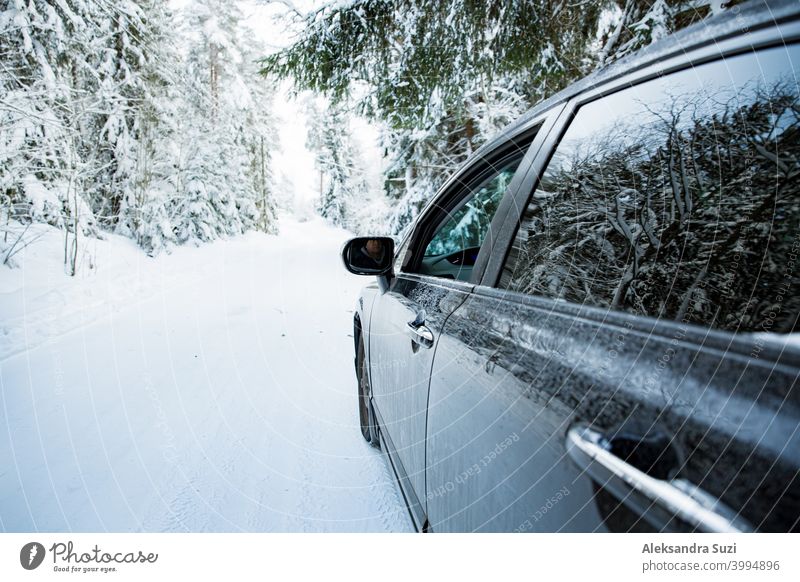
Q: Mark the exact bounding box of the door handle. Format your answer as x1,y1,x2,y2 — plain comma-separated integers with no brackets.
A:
566,425,753,533
406,320,434,349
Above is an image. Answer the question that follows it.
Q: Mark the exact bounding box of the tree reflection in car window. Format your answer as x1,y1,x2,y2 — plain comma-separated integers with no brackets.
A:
500,45,800,334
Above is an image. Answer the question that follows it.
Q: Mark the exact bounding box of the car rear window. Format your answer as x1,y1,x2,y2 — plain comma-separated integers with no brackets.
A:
499,43,800,334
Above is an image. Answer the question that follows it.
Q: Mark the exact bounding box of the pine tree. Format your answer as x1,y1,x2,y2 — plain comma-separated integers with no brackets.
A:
305,99,369,230
262,0,729,234
77,1,183,255
0,0,179,258
595,0,710,68
0,0,110,273
174,0,278,243
127,2,182,255
1,0,97,230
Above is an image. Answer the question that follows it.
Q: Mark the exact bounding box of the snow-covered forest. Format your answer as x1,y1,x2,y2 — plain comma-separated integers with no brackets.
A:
1,0,279,270
2,0,737,273
263,0,734,237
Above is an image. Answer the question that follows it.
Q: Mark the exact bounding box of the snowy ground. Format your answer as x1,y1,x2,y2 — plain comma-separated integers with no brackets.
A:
0,217,413,532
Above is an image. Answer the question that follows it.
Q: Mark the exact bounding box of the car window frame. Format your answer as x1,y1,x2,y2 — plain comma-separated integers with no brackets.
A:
398,113,558,285
480,23,800,294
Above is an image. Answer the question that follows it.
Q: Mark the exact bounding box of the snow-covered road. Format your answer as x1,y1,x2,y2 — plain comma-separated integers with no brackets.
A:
0,218,413,532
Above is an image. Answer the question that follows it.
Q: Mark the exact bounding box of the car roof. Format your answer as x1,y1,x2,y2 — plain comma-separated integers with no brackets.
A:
480,0,800,156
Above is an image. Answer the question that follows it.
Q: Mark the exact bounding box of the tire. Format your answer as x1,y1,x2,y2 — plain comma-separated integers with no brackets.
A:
357,338,380,448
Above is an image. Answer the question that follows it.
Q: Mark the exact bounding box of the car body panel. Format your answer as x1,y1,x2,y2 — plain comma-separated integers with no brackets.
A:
367,274,472,528
426,288,800,532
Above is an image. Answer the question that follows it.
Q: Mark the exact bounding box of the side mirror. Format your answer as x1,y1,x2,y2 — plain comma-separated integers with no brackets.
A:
342,237,394,276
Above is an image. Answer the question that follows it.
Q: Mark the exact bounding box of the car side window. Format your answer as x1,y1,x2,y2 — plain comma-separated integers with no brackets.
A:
413,149,529,282
499,44,800,334
424,159,519,257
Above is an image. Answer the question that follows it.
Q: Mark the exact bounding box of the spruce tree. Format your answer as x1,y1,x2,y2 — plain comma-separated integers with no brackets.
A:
262,0,726,234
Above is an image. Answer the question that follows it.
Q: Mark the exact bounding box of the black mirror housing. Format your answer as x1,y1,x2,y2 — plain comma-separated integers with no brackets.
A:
342,237,394,276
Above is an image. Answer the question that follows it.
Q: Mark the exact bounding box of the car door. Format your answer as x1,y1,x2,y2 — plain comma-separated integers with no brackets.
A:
426,41,800,532
368,129,540,528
